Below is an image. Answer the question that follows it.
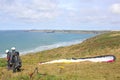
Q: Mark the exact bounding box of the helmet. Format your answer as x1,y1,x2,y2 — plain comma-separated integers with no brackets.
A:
11,47,16,50
5,49,9,53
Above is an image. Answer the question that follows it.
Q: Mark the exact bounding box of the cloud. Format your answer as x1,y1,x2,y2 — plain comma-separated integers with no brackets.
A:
0,0,96,23
110,3,120,14
0,0,120,27
0,0,61,22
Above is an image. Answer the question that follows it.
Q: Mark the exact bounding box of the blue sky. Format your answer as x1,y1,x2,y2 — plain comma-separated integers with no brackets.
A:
0,0,120,30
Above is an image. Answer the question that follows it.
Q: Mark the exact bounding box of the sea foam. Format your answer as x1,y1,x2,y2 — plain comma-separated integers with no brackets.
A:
20,39,84,55
0,40,83,58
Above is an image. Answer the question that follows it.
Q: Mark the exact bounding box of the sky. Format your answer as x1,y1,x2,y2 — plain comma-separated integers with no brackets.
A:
0,0,120,30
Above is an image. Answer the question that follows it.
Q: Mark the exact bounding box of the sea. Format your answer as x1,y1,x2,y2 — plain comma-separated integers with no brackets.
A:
0,30,96,58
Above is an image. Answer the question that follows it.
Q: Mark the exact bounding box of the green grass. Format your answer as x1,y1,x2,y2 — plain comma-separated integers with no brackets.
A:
0,31,120,80
0,58,7,67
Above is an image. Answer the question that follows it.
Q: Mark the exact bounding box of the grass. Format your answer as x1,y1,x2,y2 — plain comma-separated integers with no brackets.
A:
0,58,7,67
0,31,120,80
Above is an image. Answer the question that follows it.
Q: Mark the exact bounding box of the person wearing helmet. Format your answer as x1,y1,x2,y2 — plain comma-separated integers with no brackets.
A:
5,49,11,70
10,47,22,72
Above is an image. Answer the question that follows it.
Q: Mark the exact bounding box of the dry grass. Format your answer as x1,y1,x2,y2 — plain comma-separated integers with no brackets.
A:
0,31,120,80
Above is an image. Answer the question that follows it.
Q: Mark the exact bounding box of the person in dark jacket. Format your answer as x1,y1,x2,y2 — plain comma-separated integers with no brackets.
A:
5,49,11,70
10,47,22,72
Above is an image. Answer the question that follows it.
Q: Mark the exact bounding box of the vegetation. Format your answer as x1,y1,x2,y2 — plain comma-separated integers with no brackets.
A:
0,58,7,67
0,31,120,80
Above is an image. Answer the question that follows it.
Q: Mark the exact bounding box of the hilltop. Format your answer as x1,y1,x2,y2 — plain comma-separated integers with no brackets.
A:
0,31,120,80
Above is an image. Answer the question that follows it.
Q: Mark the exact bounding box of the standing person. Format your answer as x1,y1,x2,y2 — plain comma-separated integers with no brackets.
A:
10,47,22,72
5,49,11,70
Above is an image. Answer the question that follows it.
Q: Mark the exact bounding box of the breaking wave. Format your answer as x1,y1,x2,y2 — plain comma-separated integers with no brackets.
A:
21,39,84,55
0,39,84,58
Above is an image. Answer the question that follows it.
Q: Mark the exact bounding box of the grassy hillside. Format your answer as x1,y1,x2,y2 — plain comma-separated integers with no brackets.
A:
0,31,120,80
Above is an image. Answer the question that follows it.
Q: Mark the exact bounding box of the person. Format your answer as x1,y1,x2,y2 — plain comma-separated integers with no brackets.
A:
10,47,22,72
5,50,11,69
5,49,12,70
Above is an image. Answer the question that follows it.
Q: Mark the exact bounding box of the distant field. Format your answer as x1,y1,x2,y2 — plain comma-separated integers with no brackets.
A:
0,31,120,80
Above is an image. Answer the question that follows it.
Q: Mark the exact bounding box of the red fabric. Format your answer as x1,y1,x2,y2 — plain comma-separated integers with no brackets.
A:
106,60,114,62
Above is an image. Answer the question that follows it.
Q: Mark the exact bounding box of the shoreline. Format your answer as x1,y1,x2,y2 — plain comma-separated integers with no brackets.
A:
0,31,99,58
0,39,84,58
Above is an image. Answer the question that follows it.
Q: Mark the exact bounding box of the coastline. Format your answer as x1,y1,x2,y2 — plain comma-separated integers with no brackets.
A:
25,30,110,34
1,31,120,80
0,31,97,58
0,39,85,58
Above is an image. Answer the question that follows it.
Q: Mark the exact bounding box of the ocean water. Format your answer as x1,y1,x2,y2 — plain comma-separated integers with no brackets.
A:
0,30,96,58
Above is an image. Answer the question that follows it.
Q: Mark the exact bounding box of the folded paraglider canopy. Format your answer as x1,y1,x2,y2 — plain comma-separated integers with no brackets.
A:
39,55,116,65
